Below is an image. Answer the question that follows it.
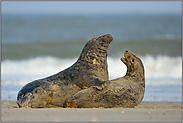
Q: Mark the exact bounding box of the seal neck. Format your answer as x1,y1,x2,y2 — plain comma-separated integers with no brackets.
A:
125,66,145,88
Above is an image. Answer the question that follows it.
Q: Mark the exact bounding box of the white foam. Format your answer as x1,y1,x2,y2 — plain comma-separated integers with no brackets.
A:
1,55,182,85
2,56,78,75
142,55,182,79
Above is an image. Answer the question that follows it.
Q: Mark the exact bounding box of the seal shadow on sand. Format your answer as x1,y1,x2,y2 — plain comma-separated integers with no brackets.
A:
64,49,145,108
17,34,113,108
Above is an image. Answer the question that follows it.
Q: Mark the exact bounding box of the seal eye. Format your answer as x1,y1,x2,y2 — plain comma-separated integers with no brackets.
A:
132,58,135,62
126,50,128,52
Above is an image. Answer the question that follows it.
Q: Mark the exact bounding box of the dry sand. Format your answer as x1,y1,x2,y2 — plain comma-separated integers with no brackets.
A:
1,100,182,122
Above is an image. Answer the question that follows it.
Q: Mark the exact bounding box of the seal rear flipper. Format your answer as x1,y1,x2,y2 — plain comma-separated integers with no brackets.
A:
16,93,33,108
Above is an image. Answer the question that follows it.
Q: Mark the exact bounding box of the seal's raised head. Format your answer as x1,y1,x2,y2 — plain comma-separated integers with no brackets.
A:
121,49,145,85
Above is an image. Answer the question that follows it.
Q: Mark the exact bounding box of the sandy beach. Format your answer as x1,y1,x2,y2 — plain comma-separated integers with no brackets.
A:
1,100,182,122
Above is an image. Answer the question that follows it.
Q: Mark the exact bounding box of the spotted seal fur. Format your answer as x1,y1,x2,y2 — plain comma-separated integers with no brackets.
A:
64,49,145,108
17,34,113,108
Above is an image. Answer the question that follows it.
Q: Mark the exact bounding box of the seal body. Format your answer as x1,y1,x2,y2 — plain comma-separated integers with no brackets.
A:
17,34,113,108
64,49,145,108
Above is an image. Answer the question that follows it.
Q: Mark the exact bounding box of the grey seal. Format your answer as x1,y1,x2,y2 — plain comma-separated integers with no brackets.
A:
64,49,145,108
17,34,113,108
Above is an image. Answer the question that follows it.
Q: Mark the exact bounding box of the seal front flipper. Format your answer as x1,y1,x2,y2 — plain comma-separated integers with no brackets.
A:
63,80,111,108
92,80,111,90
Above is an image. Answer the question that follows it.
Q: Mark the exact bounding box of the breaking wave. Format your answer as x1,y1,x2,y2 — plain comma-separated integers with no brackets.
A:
1,55,182,85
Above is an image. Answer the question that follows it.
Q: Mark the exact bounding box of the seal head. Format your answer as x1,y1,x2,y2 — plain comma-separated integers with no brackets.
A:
121,49,145,87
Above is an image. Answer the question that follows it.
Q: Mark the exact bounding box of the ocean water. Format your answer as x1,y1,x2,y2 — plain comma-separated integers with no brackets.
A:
1,13,182,102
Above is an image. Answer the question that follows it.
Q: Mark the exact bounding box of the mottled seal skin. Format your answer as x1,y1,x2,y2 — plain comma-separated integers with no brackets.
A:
17,34,113,108
64,49,145,108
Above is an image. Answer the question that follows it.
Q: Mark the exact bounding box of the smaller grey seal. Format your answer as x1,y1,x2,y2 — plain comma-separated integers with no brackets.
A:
64,49,145,108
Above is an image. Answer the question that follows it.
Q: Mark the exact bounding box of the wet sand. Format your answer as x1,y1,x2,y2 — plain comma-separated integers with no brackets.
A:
1,100,182,122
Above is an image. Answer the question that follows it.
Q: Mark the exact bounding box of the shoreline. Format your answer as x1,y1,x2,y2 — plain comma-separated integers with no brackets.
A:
1,100,182,122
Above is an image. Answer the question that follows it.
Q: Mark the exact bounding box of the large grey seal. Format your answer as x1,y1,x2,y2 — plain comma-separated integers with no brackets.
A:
17,34,113,108
64,49,145,108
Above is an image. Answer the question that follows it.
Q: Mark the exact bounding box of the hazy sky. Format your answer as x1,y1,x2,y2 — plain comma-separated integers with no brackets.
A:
1,1,182,15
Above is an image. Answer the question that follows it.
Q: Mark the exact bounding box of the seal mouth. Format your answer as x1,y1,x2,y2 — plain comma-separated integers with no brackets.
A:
121,49,130,65
121,57,127,64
